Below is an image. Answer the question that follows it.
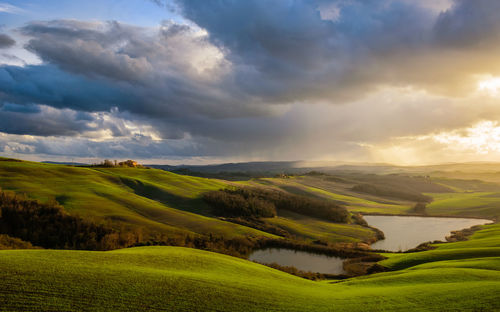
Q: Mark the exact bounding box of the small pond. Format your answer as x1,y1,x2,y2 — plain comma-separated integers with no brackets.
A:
365,215,491,251
249,248,346,274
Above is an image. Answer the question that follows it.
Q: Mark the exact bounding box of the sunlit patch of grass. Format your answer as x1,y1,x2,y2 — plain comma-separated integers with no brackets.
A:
426,192,500,218
0,245,499,311
0,160,273,238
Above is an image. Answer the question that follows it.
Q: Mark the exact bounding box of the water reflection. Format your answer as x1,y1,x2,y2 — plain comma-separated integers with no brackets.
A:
365,215,490,251
249,248,345,274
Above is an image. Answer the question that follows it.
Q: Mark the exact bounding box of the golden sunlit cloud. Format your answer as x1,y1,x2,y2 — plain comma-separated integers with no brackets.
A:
432,120,500,154
366,120,500,165
478,76,500,97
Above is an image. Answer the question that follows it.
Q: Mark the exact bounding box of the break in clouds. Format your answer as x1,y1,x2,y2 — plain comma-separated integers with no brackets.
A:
2,0,500,163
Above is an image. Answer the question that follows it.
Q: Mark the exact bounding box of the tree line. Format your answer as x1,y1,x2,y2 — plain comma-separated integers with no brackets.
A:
0,190,142,250
204,187,349,223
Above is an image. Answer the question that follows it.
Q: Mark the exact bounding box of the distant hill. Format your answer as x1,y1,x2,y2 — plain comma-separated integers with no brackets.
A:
147,161,404,177
149,160,500,176
42,161,89,166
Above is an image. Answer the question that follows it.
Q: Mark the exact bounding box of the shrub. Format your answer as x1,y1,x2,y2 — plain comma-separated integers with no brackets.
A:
203,189,276,218
204,188,349,223
0,190,140,250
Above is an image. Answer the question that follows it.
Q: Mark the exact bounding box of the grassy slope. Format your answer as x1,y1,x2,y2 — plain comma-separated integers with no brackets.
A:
265,210,376,243
248,175,500,219
1,162,500,310
381,223,500,269
245,177,412,215
426,192,500,219
0,159,377,243
0,244,499,311
0,160,271,238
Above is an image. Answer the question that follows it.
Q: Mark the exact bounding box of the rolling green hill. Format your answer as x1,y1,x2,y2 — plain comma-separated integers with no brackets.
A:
0,158,378,244
243,173,500,219
0,159,269,239
1,158,500,310
1,225,500,312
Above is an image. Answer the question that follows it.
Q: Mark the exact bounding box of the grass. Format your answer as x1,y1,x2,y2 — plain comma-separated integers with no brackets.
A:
2,160,500,310
0,159,378,243
380,223,500,269
0,160,272,238
247,177,413,215
0,245,499,311
265,210,376,243
425,192,500,219
248,175,500,219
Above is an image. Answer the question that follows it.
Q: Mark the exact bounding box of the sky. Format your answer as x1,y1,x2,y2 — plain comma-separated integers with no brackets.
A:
1,0,500,165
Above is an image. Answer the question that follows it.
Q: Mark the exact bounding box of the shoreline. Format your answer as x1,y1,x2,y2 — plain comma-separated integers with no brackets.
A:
357,211,495,222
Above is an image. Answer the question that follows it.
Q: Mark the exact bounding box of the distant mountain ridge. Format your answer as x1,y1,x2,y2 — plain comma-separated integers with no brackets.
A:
148,161,500,176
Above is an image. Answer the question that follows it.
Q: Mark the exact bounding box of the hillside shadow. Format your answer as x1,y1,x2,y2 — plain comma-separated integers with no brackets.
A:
119,177,213,216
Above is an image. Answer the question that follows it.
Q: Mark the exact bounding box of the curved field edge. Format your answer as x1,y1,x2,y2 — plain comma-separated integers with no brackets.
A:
0,246,499,312
380,223,500,270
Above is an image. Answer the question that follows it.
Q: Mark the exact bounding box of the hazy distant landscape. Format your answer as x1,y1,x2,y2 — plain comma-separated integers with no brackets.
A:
2,0,500,311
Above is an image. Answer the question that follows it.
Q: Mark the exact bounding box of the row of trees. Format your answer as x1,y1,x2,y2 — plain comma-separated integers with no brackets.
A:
93,159,143,168
204,188,277,218
204,188,350,223
0,190,142,250
0,189,266,256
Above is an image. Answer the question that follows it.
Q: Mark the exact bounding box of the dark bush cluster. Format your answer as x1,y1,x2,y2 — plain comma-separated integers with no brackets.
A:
0,188,261,256
0,234,36,249
139,232,259,258
0,190,141,250
203,188,277,218
204,188,349,223
91,159,145,168
412,202,427,214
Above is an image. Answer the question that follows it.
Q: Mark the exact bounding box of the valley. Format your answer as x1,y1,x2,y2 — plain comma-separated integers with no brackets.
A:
1,158,500,311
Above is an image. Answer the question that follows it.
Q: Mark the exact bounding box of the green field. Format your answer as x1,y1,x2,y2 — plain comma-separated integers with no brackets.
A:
0,160,274,239
244,174,500,220
1,222,500,312
426,192,500,219
264,209,376,243
0,159,378,244
245,177,413,215
2,159,500,310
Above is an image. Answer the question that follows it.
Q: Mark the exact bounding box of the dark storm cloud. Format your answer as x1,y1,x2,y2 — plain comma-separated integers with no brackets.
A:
0,65,132,112
173,0,435,102
15,20,270,119
2,0,500,161
0,34,15,49
434,0,500,48
0,103,133,137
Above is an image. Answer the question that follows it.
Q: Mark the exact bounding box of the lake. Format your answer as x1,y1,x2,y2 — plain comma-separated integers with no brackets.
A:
365,215,491,251
249,215,491,273
249,248,346,274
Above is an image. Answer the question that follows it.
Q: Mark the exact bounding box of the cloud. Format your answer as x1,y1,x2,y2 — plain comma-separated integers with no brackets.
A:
0,34,15,48
2,0,500,163
173,0,500,99
434,0,500,48
0,103,148,138
0,3,23,14
15,20,273,119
